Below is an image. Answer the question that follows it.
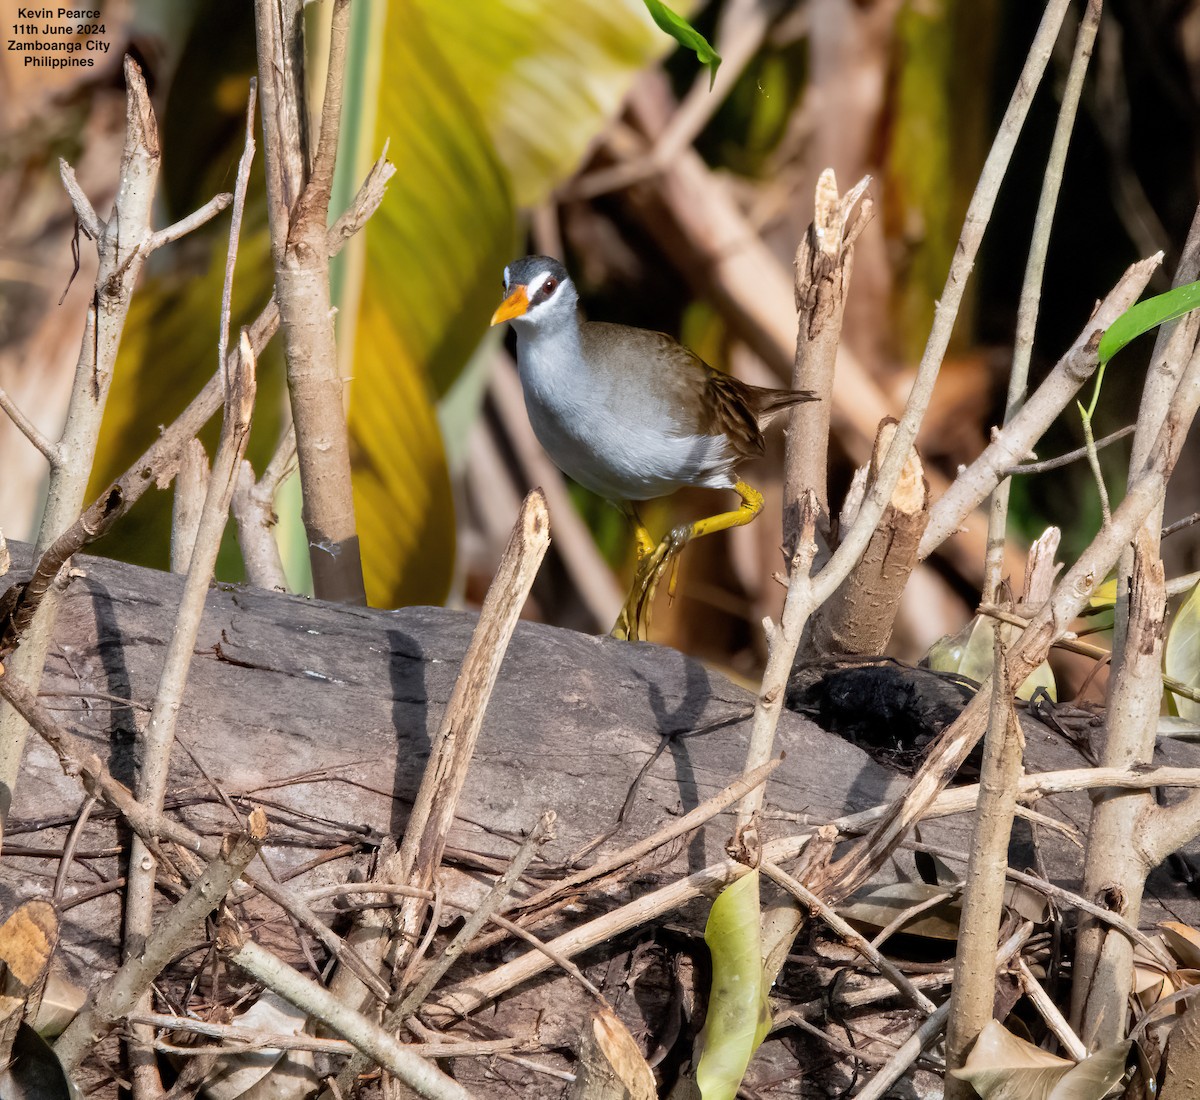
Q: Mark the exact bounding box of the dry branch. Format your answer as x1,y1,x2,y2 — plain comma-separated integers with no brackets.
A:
943,640,1025,1095
801,418,928,661
332,491,551,1009
254,0,364,604
0,57,231,805
54,809,267,1070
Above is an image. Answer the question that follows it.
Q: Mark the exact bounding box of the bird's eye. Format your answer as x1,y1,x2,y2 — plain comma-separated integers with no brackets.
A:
543,277,557,295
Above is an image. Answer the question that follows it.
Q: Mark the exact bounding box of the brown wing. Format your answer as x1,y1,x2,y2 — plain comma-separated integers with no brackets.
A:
580,324,817,460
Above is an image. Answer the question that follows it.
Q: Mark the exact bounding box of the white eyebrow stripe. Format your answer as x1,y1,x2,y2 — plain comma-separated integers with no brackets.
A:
503,265,511,289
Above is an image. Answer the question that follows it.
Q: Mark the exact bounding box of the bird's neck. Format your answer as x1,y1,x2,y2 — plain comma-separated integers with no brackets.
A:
514,314,591,398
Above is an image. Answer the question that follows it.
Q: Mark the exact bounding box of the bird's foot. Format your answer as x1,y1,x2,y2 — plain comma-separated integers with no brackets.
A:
611,525,692,641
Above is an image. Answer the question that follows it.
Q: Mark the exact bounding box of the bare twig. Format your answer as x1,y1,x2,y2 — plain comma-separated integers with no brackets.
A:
1005,425,1135,475
145,192,232,253
1163,512,1200,540
761,860,936,1015
170,440,209,575
218,84,258,395
0,385,57,463
133,1012,528,1058
852,924,1033,1100
920,254,1161,558
983,0,1102,597
219,934,473,1100
0,486,123,657
255,0,365,604
324,811,557,1100
1017,958,1087,1060
123,334,257,1096
944,637,1025,1095
331,492,551,1008
54,810,267,1070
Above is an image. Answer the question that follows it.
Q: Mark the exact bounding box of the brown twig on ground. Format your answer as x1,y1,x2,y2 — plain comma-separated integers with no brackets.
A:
761,860,936,1015
254,0,365,605
943,636,1025,1096
331,491,551,1011
54,810,268,1071
853,923,1033,1100
134,1011,530,1058
323,811,557,1100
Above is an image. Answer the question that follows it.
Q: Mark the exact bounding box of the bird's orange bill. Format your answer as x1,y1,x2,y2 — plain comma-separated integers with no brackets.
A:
490,285,529,325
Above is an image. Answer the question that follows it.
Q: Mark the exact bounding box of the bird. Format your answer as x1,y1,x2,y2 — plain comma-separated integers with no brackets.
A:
490,255,817,640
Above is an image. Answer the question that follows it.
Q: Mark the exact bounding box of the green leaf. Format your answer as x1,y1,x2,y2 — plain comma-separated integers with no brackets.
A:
1098,280,1200,366
695,870,771,1099
1165,580,1200,722
642,0,721,88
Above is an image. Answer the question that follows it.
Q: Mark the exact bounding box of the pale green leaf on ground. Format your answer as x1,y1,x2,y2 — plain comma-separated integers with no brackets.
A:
416,0,676,205
696,869,771,1100
926,616,1056,702
1165,581,1200,721
952,1020,1128,1100
642,0,721,87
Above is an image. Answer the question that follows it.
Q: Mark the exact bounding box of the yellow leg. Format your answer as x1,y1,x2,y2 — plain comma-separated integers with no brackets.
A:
621,502,656,561
611,481,764,641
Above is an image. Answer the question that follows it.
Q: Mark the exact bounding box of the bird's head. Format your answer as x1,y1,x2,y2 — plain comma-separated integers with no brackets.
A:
490,256,577,333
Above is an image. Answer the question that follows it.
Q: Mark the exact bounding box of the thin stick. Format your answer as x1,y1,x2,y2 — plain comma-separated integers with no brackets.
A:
1006,425,1134,475
54,810,267,1070
333,491,551,1008
133,1012,527,1058
221,936,473,1100
1016,958,1086,1060
761,860,936,1015
218,84,258,395
983,0,1102,596
512,757,781,917
399,811,555,1016
0,385,57,462
852,923,1033,1100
